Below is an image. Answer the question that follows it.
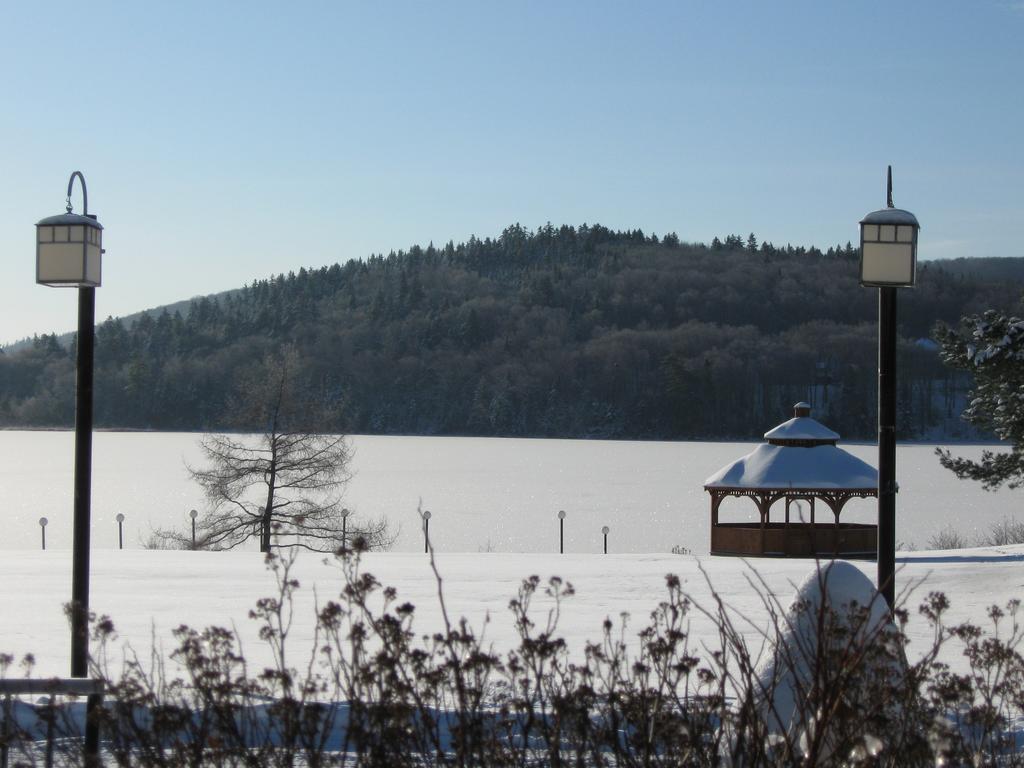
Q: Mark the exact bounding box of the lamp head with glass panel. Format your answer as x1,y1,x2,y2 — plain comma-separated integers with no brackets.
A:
36,212,103,287
859,207,919,288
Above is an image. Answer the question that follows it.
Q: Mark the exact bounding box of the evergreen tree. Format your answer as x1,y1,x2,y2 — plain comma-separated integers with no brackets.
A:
936,310,1024,488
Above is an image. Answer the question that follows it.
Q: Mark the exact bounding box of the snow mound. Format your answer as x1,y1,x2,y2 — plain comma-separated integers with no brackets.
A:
755,561,904,751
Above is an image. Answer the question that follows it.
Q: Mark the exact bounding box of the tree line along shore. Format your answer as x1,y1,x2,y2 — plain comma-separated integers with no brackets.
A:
2,223,1021,440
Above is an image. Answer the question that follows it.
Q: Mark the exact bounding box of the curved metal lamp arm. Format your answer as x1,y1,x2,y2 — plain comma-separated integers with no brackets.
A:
66,171,88,216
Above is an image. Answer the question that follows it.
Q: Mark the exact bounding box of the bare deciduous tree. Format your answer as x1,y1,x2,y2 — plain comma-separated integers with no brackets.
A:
170,347,392,552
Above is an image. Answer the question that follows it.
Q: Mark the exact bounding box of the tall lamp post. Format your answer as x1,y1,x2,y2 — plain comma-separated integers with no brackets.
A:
859,166,919,610
36,171,104,679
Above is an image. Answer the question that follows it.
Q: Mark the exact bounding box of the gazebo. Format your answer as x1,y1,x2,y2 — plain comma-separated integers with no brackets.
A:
704,403,878,558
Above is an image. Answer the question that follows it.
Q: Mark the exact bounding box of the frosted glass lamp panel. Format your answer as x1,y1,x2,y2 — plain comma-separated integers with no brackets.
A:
54,226,69,242
862,242,914,286
862,224,879,241
897,225,914,243
37,241,87,284
879,225,896,242
85,245,102,285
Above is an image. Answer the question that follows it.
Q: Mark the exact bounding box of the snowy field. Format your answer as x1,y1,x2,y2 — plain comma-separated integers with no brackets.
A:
1,431,1020,554
3,546,1021,680
4,431,1020,687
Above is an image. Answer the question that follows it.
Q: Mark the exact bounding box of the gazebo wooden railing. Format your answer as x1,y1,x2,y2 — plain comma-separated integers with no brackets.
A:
708,487,877,558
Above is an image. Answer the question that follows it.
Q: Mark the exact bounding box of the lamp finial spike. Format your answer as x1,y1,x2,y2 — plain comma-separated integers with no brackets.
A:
886,165,894,209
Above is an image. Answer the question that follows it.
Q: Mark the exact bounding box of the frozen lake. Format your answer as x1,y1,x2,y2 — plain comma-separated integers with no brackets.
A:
0,431,1017,553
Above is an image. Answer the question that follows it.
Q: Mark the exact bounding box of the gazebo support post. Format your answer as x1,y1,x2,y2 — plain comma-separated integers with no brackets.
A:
709,492,722,554
757,496,767,555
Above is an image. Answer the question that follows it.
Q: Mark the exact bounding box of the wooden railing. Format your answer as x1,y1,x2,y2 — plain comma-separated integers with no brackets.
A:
0,678,104,768
711,522,877,559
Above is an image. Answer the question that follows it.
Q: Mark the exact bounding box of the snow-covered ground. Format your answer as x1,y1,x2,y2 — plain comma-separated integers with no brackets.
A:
2,431,1020,554
3,546,1021,680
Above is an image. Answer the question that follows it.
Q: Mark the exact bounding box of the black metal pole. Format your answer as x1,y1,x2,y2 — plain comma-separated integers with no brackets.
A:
71,286,95,678
342,514,347,549
84,694,102,767
878,286,897,609
191,518,196,548
603,532,608,554
41,526,46,551
559,518,564,554
424,518,429,554
118,519,123,550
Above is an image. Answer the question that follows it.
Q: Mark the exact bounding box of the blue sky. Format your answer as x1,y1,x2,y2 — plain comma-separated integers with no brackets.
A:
2,1,1022,343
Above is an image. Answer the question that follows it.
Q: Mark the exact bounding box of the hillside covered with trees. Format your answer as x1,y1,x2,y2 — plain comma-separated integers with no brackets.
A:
2,224,1022,440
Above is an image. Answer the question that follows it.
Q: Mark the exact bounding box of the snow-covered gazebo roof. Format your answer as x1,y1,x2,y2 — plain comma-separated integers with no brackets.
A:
705,402,876,491
763,401,840,445
704,443,877,490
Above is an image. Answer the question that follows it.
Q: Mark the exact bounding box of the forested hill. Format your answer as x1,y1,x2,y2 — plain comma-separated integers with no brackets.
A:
2,224,1022,440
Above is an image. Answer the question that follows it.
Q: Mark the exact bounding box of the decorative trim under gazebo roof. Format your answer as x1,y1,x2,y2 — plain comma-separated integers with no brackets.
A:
704,403,879,559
